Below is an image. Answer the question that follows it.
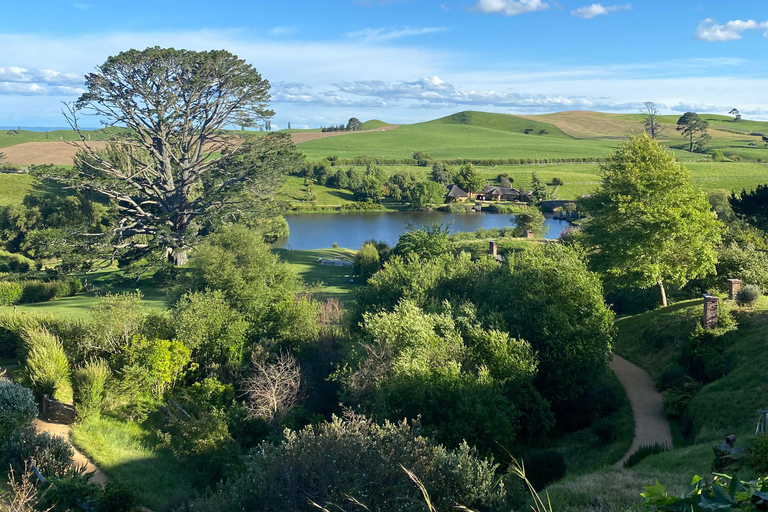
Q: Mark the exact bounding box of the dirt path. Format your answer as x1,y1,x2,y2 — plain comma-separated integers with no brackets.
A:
610,354,673,466
32,419,108,486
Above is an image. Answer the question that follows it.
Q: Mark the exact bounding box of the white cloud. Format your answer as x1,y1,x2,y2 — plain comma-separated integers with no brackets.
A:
695,18,768,42
571,3,631,19
671,102,727,113
470,0,549,16
0,66,82,86
345,26,448,42
268,26,298,36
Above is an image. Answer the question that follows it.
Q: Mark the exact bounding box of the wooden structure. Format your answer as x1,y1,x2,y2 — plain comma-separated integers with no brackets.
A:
445,184,469,203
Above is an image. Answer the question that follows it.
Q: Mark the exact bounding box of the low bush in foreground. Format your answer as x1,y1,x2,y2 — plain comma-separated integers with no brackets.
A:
624,443,669,468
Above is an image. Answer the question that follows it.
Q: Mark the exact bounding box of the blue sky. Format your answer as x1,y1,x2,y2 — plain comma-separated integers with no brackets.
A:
1,1,767,128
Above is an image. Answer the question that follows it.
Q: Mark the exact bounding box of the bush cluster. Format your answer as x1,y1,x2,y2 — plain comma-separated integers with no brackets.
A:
0,379,38,437
736,284,760,308
0,250,35,273
0,277,82,305
320,155,608,167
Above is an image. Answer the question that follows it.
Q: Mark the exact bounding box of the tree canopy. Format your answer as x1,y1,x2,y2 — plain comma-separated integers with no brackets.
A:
581,135,722,306
676,112,710,153
43,47,301,263
452,163,485,194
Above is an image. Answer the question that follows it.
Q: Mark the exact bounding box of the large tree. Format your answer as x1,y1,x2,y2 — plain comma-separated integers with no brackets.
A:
581,135,723,307
452,163,485,194
641,102,664,139
676,112,710,153
48,47,300,264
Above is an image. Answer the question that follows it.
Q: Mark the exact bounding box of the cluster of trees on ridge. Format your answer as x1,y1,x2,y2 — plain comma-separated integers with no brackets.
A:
3,46,768,512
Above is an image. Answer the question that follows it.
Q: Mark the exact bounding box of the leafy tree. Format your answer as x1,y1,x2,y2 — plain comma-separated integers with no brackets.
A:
354,165,384,203
186,224,315,343
346,117,362,131
412,151,433,166
676,112,710,153
386,171,419,203
530,173,550,203
452,163,485,194
354,242,381,283
394,222,452,259
173,290,250,379
581,135,723,306
430,162,450,185
511,209,546,237
762,135,768,146
45,47,301,264
409,181,447,210
641,102,665,139
119,335,191,398
499,173,513,188
729,107,741,122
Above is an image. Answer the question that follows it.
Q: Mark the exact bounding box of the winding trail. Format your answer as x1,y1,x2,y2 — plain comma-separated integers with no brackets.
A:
32,419,108,486
609,354,673,466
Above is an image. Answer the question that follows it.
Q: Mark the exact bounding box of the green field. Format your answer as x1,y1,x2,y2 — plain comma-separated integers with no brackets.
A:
273,247,360,301
0,127,127,149
0,173,36,206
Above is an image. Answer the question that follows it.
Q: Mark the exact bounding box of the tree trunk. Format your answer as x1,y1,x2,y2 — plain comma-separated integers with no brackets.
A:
658,279,668,308
689,135,694,153
167,248,188,266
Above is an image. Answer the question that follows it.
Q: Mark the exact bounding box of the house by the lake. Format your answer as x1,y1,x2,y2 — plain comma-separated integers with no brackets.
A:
476,185,531,202
446,184,469,202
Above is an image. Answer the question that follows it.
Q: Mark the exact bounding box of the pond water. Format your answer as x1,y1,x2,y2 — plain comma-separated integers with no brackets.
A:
274,211,571,250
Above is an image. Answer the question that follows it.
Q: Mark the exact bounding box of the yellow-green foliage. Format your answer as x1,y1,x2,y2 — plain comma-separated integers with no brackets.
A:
23,327,72,403
73,358,111,418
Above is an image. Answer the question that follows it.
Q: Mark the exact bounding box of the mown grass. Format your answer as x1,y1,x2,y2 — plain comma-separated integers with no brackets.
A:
71,414,197,511
274,247,360,302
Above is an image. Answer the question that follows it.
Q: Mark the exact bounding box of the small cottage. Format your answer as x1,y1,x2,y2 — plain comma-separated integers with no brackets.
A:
446,184,469,203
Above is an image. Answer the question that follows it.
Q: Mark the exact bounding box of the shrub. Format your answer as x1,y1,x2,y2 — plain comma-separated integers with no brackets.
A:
522,450,567,490
39,473,102,512
0,427,74,477
354,242,381,283
19,280,59,303
750,434,768,474
0,281,23,305
24,327,72,402
187,413,519,512
736,284,760,308
93,481,141,512
681,326,730,383
73,359,111,418
87,292,146,354
623,443,668,468
0,250,35,273
0,380,38,437
0,311,86,360
711,149,726,162
591,418,618,443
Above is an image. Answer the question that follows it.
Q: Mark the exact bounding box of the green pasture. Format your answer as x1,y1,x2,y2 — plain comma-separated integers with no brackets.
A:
0,127,126,149
274,247,360,301
0,173,36,206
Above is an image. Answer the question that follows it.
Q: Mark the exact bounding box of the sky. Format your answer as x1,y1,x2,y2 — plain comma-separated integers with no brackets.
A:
0,1,767,129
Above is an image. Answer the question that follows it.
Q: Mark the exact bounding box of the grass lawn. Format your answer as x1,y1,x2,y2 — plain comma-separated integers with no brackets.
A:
0,173,36,206
71,415,197,511
274,247,360,301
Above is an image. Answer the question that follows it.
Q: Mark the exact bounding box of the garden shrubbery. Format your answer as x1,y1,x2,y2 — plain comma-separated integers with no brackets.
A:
736,284,760,308
0,379,37,437
0,277,81,305
23,327,72,403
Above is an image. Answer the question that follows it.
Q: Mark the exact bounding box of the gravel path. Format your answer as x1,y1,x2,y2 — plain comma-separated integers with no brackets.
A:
610,354,673,466
32,418,108,486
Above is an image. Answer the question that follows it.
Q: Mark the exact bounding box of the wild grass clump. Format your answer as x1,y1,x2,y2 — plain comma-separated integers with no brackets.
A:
73,358,111,418
623,443,669,468
23,327,72,403
0,281,23,305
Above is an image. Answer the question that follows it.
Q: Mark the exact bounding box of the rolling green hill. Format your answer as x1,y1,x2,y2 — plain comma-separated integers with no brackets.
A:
360,119,391,130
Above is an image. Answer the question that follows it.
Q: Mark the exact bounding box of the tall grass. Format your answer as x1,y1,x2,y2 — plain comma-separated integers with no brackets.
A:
73,358,111,418
23,327,72,403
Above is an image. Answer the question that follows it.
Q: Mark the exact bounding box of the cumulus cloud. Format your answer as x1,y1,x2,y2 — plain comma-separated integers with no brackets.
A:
670,102,727,113
0,66,83,96
271,82,388,108
470,0,549,16
345,26,448,42
695,18,768,42
571,3,631,19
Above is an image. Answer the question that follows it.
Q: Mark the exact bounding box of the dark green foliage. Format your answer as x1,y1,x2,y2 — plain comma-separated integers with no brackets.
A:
346,118,362,131
736,284,760,308
40,472,103,512
354,242,381,283
0,380,37,438
0,311,85,359
410,181,448,209
394,221,452,259
354,165,385,203
714,244,768,292
676,112,710,153
0,250,35,273
0,427,74,477
591,418,618,443
522,450,567,490
730,184,768,229
681,327,730,383
93,481,141,512
623,443,668,468
186,413,520,512
73,358,111,418
0,281,22,305
750,434,768,474
530,172,550,203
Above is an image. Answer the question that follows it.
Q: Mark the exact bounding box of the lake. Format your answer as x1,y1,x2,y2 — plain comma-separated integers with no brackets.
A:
274,211,571,250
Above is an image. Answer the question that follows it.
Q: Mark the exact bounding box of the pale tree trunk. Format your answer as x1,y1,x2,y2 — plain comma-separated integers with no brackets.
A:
166,248,188,266
658,279,668,308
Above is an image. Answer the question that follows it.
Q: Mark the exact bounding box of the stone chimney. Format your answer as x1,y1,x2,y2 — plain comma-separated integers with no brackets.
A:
703,293,719,329
727,279,742,300
524,230,535,239
489,240,498,257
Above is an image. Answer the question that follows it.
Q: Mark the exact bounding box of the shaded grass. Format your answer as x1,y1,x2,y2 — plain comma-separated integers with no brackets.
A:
71,414,197,511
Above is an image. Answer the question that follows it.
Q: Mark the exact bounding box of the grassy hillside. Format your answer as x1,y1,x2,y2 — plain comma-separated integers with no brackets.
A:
360,119,391,130
0,127,126,149
0,173,36,206
548,296,768,511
